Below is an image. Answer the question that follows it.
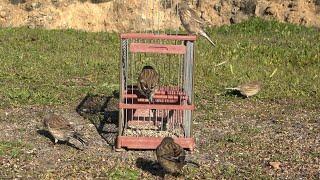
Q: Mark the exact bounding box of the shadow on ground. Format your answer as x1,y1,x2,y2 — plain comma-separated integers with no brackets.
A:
136,157,165,178
224,89,246,98
76,91,119,147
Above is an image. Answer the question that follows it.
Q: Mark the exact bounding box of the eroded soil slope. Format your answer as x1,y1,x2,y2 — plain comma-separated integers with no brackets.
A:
0,0,320,32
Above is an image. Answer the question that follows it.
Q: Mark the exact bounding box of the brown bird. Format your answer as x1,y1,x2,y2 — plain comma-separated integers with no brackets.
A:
156,137,199,175
137,65,160,103
43,113,87,149
225,81,262,97
178,1,215,46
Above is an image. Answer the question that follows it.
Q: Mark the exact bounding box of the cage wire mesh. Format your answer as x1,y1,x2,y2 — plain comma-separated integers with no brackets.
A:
117,0,196,149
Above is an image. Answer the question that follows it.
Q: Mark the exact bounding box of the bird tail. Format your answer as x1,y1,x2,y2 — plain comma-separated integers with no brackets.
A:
185,160,200,168
73,132,88,146
199,30,215,47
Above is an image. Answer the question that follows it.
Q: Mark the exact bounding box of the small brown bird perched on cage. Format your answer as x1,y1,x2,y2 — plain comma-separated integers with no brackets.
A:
225,81,262,97
138,65,160,103
156,137,199,175
178,1,215,46
43,113,87,149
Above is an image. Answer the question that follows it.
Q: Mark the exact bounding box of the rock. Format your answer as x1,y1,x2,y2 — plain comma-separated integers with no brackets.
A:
288,2,298,11
264,6,276,16
231,7,239,15
288,2,298,8
0,11,7,18
10,0,26,5
1,0,320,31
240,0,257,15
91,0,113,3
25,2,41,11
213,2,222,14
299,16,308,25
47,15,53,21
32,2,41,8
230,10,249,24
269,161,281,170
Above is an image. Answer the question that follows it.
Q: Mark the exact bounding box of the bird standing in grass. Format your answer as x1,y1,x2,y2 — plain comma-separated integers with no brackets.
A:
138,65,160,103
225,81,262,97
43,113,87,149
156,137,199,176
178,1,215,46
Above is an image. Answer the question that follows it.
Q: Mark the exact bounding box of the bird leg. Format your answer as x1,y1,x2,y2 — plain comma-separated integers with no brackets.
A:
50,138,58,149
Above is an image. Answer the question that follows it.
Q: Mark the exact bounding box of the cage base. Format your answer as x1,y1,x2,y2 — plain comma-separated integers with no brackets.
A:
116,136,195,151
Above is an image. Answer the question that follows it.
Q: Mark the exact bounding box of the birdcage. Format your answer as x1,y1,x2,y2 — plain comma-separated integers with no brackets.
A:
116,0,197,151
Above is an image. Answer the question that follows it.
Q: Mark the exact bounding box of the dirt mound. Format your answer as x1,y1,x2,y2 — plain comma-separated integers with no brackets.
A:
0,0,319,32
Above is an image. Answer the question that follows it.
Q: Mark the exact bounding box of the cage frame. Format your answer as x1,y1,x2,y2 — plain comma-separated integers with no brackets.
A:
117,33,197,151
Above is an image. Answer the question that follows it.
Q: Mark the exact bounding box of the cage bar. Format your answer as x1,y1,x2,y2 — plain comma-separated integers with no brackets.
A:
118,32,196,151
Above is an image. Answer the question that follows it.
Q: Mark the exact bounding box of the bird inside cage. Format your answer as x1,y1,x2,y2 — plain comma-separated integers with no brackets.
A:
137,65,160,103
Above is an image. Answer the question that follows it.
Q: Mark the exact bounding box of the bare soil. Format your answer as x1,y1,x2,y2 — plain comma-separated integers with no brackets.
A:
0,97,319,179
0,0,320,32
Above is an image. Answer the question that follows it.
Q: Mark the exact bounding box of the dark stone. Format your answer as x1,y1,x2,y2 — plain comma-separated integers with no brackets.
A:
10,0,26,5
240,0,257,15
263,6,274,16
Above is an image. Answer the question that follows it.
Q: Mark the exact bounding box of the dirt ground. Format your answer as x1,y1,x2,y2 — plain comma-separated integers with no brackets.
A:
0,96,319,179
0,0,320,32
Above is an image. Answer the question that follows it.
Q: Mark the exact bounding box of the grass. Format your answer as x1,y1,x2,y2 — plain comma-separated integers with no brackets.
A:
107,167,139,180
0,18,319,108
0,18,319,179
0,28,119,107
197,18,319,103
0,141,26,158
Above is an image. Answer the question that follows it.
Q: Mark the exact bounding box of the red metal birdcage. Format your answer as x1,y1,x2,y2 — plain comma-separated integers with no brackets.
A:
117,33,197,150
113,0,200,151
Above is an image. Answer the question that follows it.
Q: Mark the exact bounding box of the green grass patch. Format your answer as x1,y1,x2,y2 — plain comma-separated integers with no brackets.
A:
198,18,319,102
0,28,119,107
0,18,319,108
107,167,139,180
0,141,26,158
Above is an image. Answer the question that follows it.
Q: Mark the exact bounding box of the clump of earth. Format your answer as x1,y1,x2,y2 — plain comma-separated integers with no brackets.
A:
0,0,319,32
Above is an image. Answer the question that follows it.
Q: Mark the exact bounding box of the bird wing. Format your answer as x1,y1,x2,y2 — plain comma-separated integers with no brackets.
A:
72,132,88,146
160,143,186,163
179,4,204,23
185,160,200,167
137,73,146,94
49,115,74,131
185,7,205,25
160,153,183,163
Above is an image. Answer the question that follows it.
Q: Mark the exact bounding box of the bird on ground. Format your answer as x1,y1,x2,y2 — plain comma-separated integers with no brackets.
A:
156,137,199,175
43,113,87,149
178,1,216,46
225,81,262,97
137,65,160,103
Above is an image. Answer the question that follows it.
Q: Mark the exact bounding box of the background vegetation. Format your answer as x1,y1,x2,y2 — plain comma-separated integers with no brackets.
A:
0,18,319,108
